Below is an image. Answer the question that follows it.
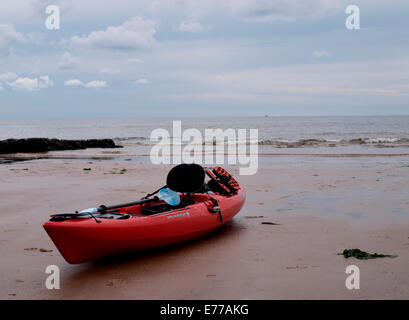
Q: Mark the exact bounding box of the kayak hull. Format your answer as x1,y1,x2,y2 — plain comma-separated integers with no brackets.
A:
43,188,246,264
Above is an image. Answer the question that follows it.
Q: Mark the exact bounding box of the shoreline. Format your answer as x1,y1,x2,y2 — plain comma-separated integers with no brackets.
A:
2,149,409,166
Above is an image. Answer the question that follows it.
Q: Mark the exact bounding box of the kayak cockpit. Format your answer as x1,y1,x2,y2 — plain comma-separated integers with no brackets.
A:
47,164,240,222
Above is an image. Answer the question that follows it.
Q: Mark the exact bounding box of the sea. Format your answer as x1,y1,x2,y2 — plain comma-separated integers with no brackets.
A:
1,116,409,160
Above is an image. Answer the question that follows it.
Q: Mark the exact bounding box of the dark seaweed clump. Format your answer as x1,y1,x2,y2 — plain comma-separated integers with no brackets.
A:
339,248,398,260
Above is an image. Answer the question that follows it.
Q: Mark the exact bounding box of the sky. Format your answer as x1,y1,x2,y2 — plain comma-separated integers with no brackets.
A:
0,0,408,118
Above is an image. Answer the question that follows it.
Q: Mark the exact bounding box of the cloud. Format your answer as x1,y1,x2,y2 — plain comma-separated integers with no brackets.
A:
64,79,83,86
0,72,18,82
8,75,53,91
312,50,330,58
99,67,120,75
230,0,343,22
0,24,24,57
57,52,80,70
25,32,45,45
127,58,144,63
134,78,151,84
84,80,107,88
0,71,17,90
38,75,53,88
64,79,107,88
178,20,205,33
63,16,157,51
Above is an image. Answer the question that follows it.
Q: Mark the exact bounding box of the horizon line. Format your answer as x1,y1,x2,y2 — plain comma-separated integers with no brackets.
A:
2,114,409,121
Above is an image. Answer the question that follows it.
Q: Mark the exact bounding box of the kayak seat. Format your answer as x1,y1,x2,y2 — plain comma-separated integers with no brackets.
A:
166,163,205,193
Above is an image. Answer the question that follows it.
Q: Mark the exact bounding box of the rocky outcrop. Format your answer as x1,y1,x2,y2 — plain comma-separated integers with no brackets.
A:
0,138,123,154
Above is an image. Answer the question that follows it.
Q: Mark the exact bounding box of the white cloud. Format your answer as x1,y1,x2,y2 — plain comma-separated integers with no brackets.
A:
84,80,107,88
0,72,18,82
25,32,45,45
64,79,108,88
99,67,120,74
312,50,330,58
38,75,53,88
58,52,80,70
127,58,144,63
64,79,83,86
0,24,24,57
63,16,157,51
134,78,151,84
178,20,205,33
230,0,343,22
8,75,53,91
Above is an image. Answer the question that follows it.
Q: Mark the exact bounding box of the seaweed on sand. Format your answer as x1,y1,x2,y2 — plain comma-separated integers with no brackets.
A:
339,248,398,260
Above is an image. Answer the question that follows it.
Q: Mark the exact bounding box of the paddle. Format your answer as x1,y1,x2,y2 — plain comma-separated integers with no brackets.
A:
97,187,180,213
50,187,181,222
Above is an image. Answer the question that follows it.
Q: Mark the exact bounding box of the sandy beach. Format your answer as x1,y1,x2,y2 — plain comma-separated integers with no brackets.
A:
2,0,409,304
1,153,408,300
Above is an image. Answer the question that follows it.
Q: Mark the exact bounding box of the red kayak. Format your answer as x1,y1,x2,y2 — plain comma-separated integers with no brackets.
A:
43,165,246,264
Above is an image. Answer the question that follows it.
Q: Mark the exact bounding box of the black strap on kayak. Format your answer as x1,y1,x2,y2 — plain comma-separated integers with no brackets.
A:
88,211,101,223
207,197,223,223
73,210,101,223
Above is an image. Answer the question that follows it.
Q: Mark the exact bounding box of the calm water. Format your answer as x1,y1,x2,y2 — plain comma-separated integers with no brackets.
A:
1,116,409,154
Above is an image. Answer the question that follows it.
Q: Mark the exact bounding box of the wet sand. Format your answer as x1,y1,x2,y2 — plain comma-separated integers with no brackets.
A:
0,156,408,299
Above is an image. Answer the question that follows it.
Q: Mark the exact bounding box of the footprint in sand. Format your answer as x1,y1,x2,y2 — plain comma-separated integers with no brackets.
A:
286,265,308,270
24,248,53,253
106,279,124,287
244,216,264,219
261,222,280,225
